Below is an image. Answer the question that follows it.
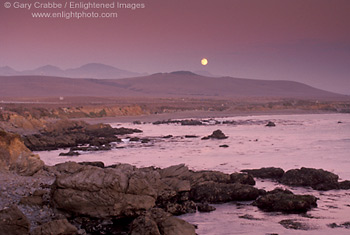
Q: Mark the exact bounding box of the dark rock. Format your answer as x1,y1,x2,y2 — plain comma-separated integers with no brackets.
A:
219,144,229,148
190,182,260,203
130,208,196,235
202,129,228,140
129,137,140,141
184,135,198,138
76,217,132,235
241,167,285,180
22,120,138,151
79,161,105,168
180,120,203,126
327,222,350,229
230,173,256,185
266,121,276,127
197,203,216,212
163,135,173,139
30,219,78,235
281,167,339,190
133,121,142,124
59,151,80,156
339,180,350,190
238,214,262,220
0,205,30,235
141,138,151,143
279,219,310,230
254,188,317,213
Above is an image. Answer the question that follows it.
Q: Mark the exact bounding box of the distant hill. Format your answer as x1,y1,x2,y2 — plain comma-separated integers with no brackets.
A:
0,72,348,100
0,63,143,79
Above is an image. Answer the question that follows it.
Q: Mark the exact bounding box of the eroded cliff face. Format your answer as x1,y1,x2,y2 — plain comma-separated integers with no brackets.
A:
0,129,44,176
0,104,146,132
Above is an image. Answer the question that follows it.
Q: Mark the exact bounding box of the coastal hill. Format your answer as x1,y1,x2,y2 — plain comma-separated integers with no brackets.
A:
0,63,142,79
0,71,348,100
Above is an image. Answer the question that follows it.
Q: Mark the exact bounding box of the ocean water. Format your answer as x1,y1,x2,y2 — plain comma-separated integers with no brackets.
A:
38,113,350,234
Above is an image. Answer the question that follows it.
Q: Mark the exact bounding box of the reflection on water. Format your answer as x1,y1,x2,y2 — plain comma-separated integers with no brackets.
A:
38,113,350,234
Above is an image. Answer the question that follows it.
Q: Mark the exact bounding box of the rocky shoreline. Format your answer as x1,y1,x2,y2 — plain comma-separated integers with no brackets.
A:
1,119,350,234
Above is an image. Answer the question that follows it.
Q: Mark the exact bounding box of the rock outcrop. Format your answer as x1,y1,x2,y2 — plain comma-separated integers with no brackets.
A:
281,167,339,190
0,129,44,176
130,208,196,235
254,188,317,213
30,219,78,235
201,129,228,140
241,167,285,180
0,205,30,235
22,120,141,151
52,162,157,218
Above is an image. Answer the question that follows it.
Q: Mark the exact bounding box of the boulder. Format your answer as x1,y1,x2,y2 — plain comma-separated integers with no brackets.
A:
241,167,285,180
201,129,228,140
130,208,196,235
0,205,30,235
190,182,260,203
0,129,44,176
197,203,216,212
339,180,350,190
30,219,77,235
19,189,48,207
254,188,317,213
52,163,157,218
265,121,276,127
230,173,256,185
59,151,80,156
281,167,339,190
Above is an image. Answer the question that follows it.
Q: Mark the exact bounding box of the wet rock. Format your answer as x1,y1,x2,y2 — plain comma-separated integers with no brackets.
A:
163,135,173,139
59,151,80,156
254,188,317,213
266,121,276,127
279,219,310,230
327,222,350,229
197,203,216,212
0,205,30,235
339,180,350,190
79,161,105,168
130,208,196,235
241,167,285,180
281,167,339,190
219,144,229,148
141,138,151,143
30,219,78,235
230,173,256,185
190,182,260,203
180,120,202,126
202,129,228,140
22,120,139,151
185,135,198,138
238,214,262,220
77,217,131,235
0,129,44,176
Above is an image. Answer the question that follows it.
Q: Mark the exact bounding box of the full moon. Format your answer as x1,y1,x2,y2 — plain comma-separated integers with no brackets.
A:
201,58,208,66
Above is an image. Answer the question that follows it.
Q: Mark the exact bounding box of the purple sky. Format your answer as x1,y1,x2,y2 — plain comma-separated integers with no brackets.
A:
1,0,349,94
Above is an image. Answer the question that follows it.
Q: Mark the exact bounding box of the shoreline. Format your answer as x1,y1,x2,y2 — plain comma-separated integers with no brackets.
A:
78,109,340,124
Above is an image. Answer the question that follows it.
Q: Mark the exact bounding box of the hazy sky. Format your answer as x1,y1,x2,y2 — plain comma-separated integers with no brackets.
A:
1,0,349,94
